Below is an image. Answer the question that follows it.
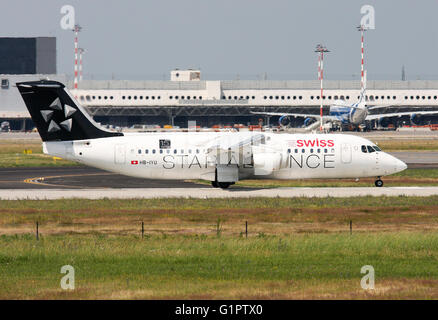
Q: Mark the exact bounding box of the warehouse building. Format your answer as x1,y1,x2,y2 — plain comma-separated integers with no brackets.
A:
0,37,64,130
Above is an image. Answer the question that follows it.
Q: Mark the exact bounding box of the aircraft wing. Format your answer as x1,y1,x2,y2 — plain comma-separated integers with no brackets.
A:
367,104,395,110
251,111,321,119
205,133,268,165
206,132,267,152
250,111,339,122
366,110,438,121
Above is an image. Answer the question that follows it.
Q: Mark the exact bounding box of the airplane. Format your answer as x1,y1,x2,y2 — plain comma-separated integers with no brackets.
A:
252,72,438,130
17,80,407,188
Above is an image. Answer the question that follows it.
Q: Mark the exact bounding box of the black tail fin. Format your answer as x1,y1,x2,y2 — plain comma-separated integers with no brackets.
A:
17,80,123,142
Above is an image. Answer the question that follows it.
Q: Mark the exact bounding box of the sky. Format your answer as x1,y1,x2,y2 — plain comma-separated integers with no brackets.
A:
1,0,437,80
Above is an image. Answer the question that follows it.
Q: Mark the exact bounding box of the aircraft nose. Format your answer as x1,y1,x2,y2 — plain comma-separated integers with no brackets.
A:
393,157,407,173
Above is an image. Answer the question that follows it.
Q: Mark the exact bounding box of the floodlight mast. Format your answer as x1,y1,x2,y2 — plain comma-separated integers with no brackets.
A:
72,24,82,89
79,48,85,83
357,25,368,90
315,44,329,132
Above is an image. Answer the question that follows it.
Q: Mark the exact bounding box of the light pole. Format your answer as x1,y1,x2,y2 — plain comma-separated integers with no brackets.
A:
315,44,329,132
72,24,82,89
79,48,85,83
357,25,367,90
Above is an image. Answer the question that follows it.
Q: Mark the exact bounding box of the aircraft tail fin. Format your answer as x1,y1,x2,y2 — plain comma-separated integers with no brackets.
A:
17,80,123,142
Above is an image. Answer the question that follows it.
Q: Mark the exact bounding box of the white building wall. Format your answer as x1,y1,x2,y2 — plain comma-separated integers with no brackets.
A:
72,87,438,107
0,74,66,118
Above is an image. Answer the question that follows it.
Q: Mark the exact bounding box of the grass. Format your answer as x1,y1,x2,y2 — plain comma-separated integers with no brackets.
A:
2,197,438,235
191,168,438,188
0,233,437,299
0,139,77,167
0,197,438,299
375,139,438,151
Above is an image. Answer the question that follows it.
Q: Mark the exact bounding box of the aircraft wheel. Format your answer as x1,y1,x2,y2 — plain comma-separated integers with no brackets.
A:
375,179,383,187
211,181,219,188
218,182,231,189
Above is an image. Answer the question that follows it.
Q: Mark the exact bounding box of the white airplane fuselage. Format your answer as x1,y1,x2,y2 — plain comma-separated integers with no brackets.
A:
43,132,406,181
328,104,368,126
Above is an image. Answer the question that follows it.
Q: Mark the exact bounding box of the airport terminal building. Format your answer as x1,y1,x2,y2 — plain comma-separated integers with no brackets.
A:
2,37,438,130
72,70,438,128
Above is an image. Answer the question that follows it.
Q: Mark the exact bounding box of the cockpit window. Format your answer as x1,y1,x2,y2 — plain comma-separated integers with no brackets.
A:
367,145,376,153
373,145,381,152
361,145,367,153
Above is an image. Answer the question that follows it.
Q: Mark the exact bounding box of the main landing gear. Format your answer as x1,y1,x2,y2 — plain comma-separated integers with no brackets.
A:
211,181,234,189
375,177,383,187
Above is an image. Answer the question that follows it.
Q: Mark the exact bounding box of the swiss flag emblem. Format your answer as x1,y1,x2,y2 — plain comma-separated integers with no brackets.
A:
131,160,139,165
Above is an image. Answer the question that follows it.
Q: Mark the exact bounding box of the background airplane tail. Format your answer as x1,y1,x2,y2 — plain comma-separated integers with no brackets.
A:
17,80,123,142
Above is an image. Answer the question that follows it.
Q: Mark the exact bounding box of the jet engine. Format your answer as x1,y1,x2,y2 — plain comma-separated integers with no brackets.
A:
378,117,391,128
303,117,315,127
253,152,282,175
410,113,423,125
278,115,291,127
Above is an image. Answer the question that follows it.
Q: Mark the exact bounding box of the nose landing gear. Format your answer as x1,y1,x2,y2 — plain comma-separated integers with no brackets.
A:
375,177,383,187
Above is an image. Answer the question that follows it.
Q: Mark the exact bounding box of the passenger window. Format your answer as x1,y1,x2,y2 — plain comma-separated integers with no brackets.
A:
317,149,321,153
367,146,375,153
295,149,298,153
310,149,314,153
324,148,327,153
138,149,142,154
152,149,156,154
174,150,177,154
145,149,149,154
160,150,163,154
302,149,305,153
287,149,291,153
361,145,367,153
196,149,200,154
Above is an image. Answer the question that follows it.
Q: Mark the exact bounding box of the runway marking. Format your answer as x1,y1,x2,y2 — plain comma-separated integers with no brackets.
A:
23,172,114,189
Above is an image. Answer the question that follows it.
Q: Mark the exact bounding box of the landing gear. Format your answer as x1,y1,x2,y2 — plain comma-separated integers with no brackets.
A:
211,181,233,189
218,182,232,189
375,178,383,187
212,168,235,189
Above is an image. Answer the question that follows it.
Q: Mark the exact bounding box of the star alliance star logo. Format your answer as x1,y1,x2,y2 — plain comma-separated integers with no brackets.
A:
40,97,76,133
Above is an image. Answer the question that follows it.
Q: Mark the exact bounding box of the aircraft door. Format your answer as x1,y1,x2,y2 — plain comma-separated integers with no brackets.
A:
114,144,126,164
341,143,352,164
